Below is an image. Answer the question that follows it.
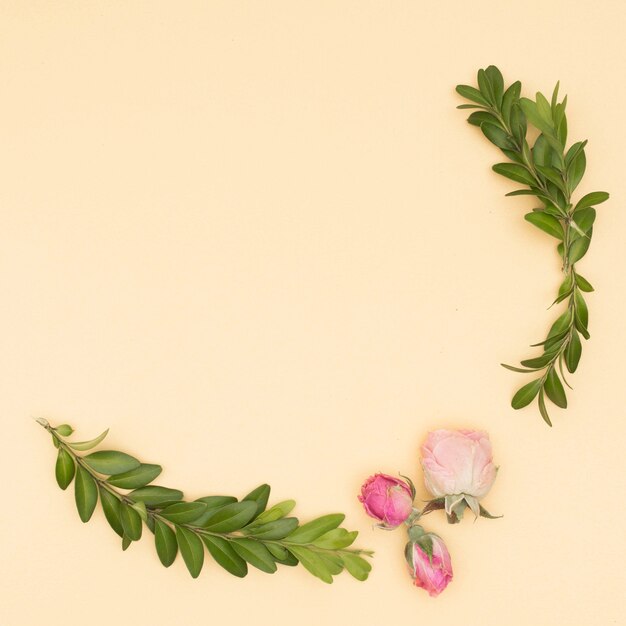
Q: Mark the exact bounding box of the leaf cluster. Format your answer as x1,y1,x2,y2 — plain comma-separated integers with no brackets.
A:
456,66,609,425
42,420,372,583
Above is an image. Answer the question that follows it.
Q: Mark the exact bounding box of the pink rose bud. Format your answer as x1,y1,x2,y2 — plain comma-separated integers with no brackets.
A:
408,533,453,597
358,473,414,528
420,429,497,519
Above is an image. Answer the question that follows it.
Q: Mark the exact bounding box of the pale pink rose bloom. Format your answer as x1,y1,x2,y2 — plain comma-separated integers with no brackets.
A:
410,535,453,597
358,473,413,528
421,429,496,499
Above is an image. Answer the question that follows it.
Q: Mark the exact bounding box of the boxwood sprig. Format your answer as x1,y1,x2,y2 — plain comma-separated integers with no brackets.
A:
38,419,372,582
456,66,609,426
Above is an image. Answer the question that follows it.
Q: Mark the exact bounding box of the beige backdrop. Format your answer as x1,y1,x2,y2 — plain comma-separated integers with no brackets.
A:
1,1,625,625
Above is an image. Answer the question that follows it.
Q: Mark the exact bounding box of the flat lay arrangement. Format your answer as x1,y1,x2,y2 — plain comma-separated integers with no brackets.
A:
31,64,606,600
6,5,624,626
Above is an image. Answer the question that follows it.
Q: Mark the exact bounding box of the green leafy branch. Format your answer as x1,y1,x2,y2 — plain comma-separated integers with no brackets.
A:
37,419,372,583
456,66,609,426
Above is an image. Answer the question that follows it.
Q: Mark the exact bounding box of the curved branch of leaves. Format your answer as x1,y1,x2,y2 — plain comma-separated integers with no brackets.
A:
456,66,609,426
38,419,372,583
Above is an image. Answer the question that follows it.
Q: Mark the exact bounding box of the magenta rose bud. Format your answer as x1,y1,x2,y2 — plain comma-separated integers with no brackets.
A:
358,473,414,528
408,533,453,597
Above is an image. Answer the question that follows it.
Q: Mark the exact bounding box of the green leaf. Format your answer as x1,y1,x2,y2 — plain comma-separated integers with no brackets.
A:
83,451,140,476
524,212,564,240
568,229,592,264
265,543,298,565
537,390,552,427
287,546,333,584
317,553,344,576
575,274,594,292
160,502,208,525
501,149,524,164
266,543,289,560
575,191,609,211
519,97,554,135
575,290,589,329
567,149,586,194
55,448,75,490
501,363,541,373
131,500,148,522
192,496,239,525
245,518,299,540
129,486,184,508
341,553,372,582
286,514,345,544
511,379,543,410
501,81,521,126
99,487,124,537
230,539,277,574
505,189,542,197
154,519,178,567
467,111,499,127
544,333,568,353
520,352,555,369
555,107,567,143
535,92,553,125
455,84,489,106
67,428,109,451
535,164,566,192
242,483,271,518
492,163,535,185
120,503,143,541
509,103,527,145
106,464,162,489
55,424,74,436
543,335,568,355
544,368,567,408
558,273,574,298
481,123,515,150
547,310,573,339
576,321,590,341
485,65,504,106
565,330,582,373
251,499,296,525
550,81,560,111
312,528,358,550
74,465,98,523
122,535,132,551
543,203,566,218
571,207,596,234
176,527,204,578
477,68,494,105
565,140,587,166
145,514,156,534
201,535,247,578
200,501,258,532
532,134,552,167
195,495,238,507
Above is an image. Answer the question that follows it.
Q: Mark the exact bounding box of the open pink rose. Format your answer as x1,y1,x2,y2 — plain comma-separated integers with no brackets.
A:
358,473,414,528
421,429,496,500
409,534,453,597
